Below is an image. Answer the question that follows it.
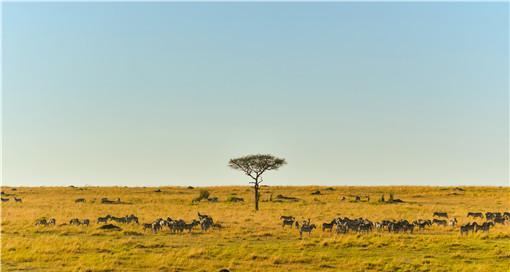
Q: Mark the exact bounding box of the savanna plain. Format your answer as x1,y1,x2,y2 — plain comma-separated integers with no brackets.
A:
1,186,509,271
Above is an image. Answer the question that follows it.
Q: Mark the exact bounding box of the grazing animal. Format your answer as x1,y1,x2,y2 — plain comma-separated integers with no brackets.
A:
280,215,295,221
97,215,111,224
322,220,336,232
198,213,214,231
433,219,447,226
467,212,483,219
1,198,9,202
35,218,48,226
14,197,22,203
504,212,510,219
413,220,431,231
143,223,153,231
182,220,199,232
212,223,223,229
448,218,458,227
282,218,295,228
460,223,473,235
125,214,139,224
299,224,317,238
48,218,56,225
81,219,90,226
493,217,506,225
70,218,81,225
476,222,494,233
433,212,448,218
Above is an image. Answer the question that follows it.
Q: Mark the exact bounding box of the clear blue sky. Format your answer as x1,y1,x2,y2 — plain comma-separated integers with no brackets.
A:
2,3,508,186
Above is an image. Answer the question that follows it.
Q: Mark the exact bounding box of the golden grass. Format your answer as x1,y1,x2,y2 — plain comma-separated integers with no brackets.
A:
1,186,509,271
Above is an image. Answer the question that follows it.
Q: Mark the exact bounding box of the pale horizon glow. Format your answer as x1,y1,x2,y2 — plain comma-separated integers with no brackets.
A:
2,3,509,187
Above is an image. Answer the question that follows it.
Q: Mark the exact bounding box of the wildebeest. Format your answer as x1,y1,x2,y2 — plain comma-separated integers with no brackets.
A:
14,197,22,203
75,198,86,203
467,212,483,219
70,218,81,225
48,218,56,225
1,198,9,202
432,219,447,226
433,212,448,218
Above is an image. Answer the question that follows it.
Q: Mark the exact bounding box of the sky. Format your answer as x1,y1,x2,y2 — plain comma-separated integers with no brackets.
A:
2,2,509,187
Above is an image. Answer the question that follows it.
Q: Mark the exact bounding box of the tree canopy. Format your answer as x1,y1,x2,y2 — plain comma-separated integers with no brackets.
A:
228,154,287,183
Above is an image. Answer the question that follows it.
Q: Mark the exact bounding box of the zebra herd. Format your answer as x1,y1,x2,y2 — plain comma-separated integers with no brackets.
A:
34,213,220,234
280,211,509,238
144,213,220,234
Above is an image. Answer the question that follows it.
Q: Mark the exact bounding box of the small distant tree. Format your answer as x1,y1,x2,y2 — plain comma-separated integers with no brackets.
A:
229,154,286,211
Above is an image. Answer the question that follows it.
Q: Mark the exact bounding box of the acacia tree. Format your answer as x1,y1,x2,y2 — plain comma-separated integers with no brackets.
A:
228,154,286,211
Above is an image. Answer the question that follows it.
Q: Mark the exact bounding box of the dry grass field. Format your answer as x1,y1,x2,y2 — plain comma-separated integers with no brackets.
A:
1,186,509,271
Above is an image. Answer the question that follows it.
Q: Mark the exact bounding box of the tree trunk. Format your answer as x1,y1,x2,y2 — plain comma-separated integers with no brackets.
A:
254,183,259,211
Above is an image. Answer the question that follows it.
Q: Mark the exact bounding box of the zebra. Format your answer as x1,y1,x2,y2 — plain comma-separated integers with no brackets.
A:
493,217,506,225
476,222,494,233
200,217,214,231
150,218,164,233
280,215,295,221
14,197,22,203
125,214,139,224
48,218,56,225
70,218,81,225
35,218,48,226
97,215,110,224
412,220,431,231
433,212,448,218
467,212,483,219
182,220,199,232
198,212,211,221
448,218,457,227
460,223,474,235
299,224,316,238
143,223,153,232
81,219,90,226
322,220,336,232
282,218,295,228
432,219,447,226
110,216,127,224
